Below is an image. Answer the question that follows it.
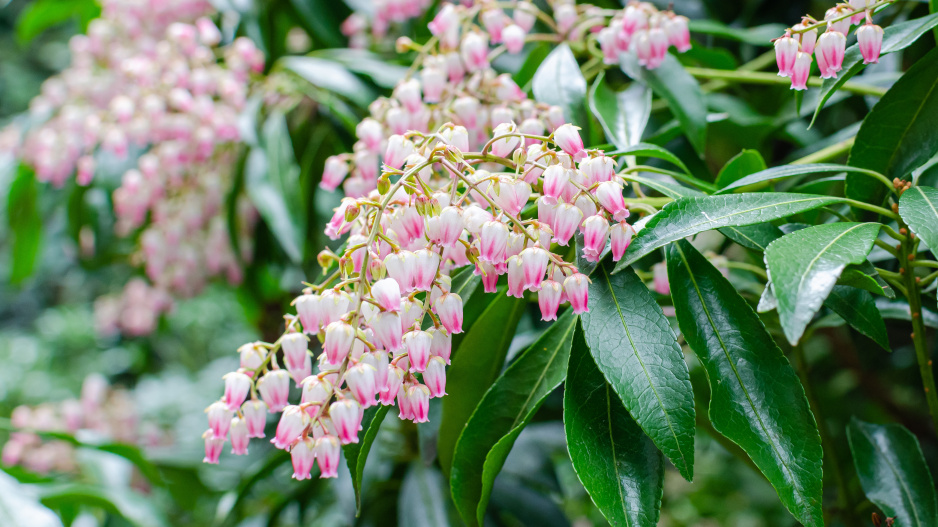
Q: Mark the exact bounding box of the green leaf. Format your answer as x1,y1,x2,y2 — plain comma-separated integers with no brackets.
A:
715,150,767,189
625,174,703,199
580,259,695,480
39,484,168,527
838,261,895,299
765,222,881,345
589,72,651,151
309,49,407,89
532,44,588,128
811,13,938,127
848,418,938,527
450,311,577,527
620,54,707,155
875,298,938,329
720,223,784,252
898,186,938,252
615,193,848,270
16,0,100,43
514,43,551,89
667,240,824,527
288,0,346,49
687,19,786,46
437,294,526,476
824,286,890,351
717,163,877,194
400,463,453,527
564,322,665,527
847,47,938,207
6,165,42,284
343,404,391,513
280,56,376,108
0,472,62,527
608,143,700,184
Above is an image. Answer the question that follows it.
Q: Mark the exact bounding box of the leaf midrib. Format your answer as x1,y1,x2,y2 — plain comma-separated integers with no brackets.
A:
506,317,576,431
858,426,925,525
793,224,869,314
912,187,938,226
674,244,816,524
881,77,938,178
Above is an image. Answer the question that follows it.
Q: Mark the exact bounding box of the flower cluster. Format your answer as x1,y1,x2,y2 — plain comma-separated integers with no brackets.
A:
774,0,886,90
323,0,690,198
3,0,263,333
2,375,147,474
341,0,454,48
204,119,642,478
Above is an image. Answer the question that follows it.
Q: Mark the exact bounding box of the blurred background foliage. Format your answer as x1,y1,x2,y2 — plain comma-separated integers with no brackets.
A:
0,0,936,526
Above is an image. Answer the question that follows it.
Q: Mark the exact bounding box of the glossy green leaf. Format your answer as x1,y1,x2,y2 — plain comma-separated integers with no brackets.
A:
625,174,703,200
580,259,695,480
721,223,784,252
564,322,664,527
615,193,848,270
399,463,453,527
532,44,588,128
847,47,938,207
848,418,938,527
289,0,347,49
838,261,895,299
7,165,42,284
715,150,767,189
765,222,881,345
717,163,878,194
16,0,100,44
667,240,823,527
811,13,938,127
437,294,525,476
451,311,577,527
824,286,890,351
609,143,692,176
344,405,391,513
280,56,376,108
589,72,651,151
898,186,938,252
620,54,707,155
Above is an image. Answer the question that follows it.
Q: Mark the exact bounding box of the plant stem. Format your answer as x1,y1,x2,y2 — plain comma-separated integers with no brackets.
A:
841,199,900,221
911,260,938,269
901,231,938,435
724,261,768,280
683,67,888,97
790,137,855,165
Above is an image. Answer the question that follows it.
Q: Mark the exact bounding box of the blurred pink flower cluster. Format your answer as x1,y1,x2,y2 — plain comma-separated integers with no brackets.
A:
341,0,454,48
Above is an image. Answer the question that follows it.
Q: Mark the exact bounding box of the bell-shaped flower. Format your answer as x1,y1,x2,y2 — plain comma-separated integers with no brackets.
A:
384,135,415,169
294,294,321,334
538,280,563,321
272,405,309,449
330,399,362,444
665,15,691,52
408,384,431,422
564,273,591,314
324,321,355,364
581,215,610,262
257,369,291,412
551,203,584,246
403,330,432,372
413,249,442,291
542,165,570,201
461,32,490,72
371,278,402,312
428,327,452,364
433,292,464,334
480,221,510,263
790,51,813,91
242,399,267,438
490,122,521,158
503,24,526,54
206,401,233,439
610,222,635,262
424,357,447,398
379,364,405,405
230,417,250,455
857,23,883,64
816,29,846,79
202,430,225,464
301,375,333,407
223,372,252,411
595,181,629,221
775,35,799,78
314,436,341,478
345,363,378,407
291,437,316,480
427,206,464,248
280,333,308,372
506,255,526,298
520,246,550,291
385,251,417,293
373,312,404,352
553,124,585,161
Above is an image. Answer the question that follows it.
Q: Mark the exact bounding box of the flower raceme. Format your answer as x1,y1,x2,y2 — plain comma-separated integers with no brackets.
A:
204,121,643,477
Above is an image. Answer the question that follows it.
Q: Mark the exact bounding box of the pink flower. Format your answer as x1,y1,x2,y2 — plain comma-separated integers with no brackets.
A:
257,370,291,412
223,372,252,411
514,2,536,31
564,273,590,314
291,437,316,480
580,156,615,186
554,3,577,34
230,417,250,455
623,5,649,36
301,376,333,406
202,430,225,464
490,178,532,217
384,135,415,169
433,292,464,334
476,261,499,293
314,436,341,478
790,51,813,91
775,35,799,77
610,222,635,262
428,4,459,48
665,15,691,53
319,289,351,325
816,29,846,79
825,6,852,35
553,124,585,161
857,24,883,64
421,65,446,103
394,79,422,113
429,328,452,364
490,122,521,158
345,363,378,407
330,399,362,444
272,405,308,449
294,294,321,334
595,181,629,221
424,357,447,397
242,400,267,438
542,165,570,201
280,333,308,372
412,249,441,291
404,330,433,372
653,262,670,295
792,22,818,55
206,401,233,439
482,8,507,43
379,365,405,405
373,312,404,351
520,247,550,291
598,27,619,64
551,203,584,246
356,118,383,152
461,32,490,72
408,384,431,422
480,221,510,263
427,207,464,248
371,278,402,312
581,215,610,262
324,322,355,364
506,255,526,298
538,280,563,321
503,24,526,54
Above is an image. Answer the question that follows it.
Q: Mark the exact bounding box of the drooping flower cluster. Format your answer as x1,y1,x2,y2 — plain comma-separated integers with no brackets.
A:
341,0,459,48
2,0,264,332
323,0,690,198
2,375,149,474
774,0,886,90
204,120,641,478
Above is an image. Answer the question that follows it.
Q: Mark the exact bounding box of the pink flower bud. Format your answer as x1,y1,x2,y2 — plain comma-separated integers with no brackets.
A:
790,51,813,91
196,17,222,46
223,372,252,411
542,165,570,201
538,280,563,321
321,156,348,191
554,3,577,34
295,294,322,334
202,430,225,464
857,24,883,64
433,292,464,334
538,196,558,226
356,118,383,152
291,436,316,480
230,417,250,455
637,28,669,69
825,6,852,35
482,8,507,42
551,203,584,246
257,370,291,412
775,35,799,78
427,206,464,248
580,156,615,186
428,327,452,364
379,364,405,405
384,135,415,169
373,312,404,351
242,400,267,438
324,322,355,363
506,255,526,298
372,278,403,312
445,51,465,82
496,74,526,102
480,221,510,263
623,5,649,36
850,0,870,23
476,261,500,293
792,23,818,55
409,384,431,422
441,126,469,151
424,357,447,398
413,249,441,291
421,65,446,103
400,299,423,333
301,376,333,406
330,399,362,444
514,2,536,31
610,222,635,262
281,333,309,373
598,27,619,64
394,79,423,113
272,405,309,449
652,262,670,295
385,251,417,292
320,290,351,326
428,4,459,48
403,330,432,372
520,247,550,291
816,29,846,79
490,178,532,217
564,273,590,314
345,363,378,407
453,97,479,128
206,401,233,439
314,435,341,478
490,122,521,158
595,181,629,221
553,124,585,161
461,32,490,72
666,15,691,52
581,215,610,263
503,24,526,54
239,342,266,372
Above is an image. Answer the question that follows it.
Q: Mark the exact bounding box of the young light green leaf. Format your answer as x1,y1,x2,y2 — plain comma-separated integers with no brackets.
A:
532,44,588,128
7,164,42,284
898,186,938,252
824,286,890,351
667,240,824,527
848,418,938,527
717,163,878,194
589,72,651,151
615,193,847,270
847,47,938,208
344,405,391,513
399,463,453,527
715,149,767,189
450,311,577,527
564,323,664,527
765,222,881,345
437,294,525,476
580,259,695,480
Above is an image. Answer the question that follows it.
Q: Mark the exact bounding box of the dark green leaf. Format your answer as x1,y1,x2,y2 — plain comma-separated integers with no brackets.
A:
589,72,651,151
898,186,938,252
280,56,376,108
837,261,895,299
289,0,347,48
848,418,938,527
532,44,588,128
399,463,453,527
514,43,551,89
765,222,881,345
715,150,767,189
451,311,577,527
615,193,848,270
824,286,890,351
564,322,664,527
625,174,703,199
344,405,391,513
667,240,824,527
717,163,876,194
620,54,707,155
811,13,938,127
847,47,938,207
7,165,42,284
720,223,784,252
581,260,695,480
437,294,526,476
